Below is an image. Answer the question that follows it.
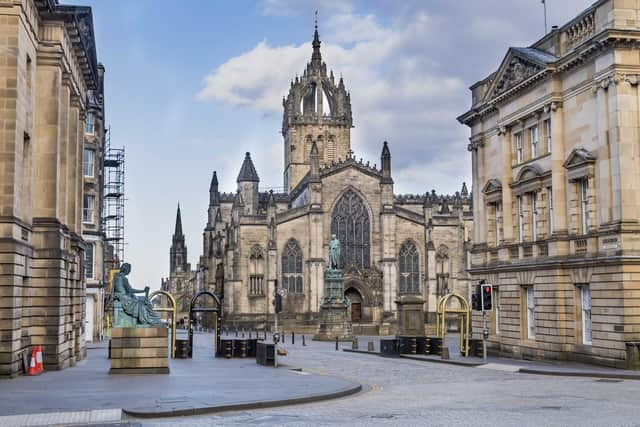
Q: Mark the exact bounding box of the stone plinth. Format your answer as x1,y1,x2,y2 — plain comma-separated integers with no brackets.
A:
395,295,425,337
109,327,169,374
313,269,352,341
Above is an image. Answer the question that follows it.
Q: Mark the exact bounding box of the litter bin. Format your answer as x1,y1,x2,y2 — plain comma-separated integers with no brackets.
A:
428,337,443,356
175,339,190,359
256,342,275,366
380,339,399,356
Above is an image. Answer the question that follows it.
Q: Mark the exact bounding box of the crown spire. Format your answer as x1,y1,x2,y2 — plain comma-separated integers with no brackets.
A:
312,11,322,64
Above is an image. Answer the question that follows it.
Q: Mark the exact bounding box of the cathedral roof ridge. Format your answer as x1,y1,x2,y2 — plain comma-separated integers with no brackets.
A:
319,154,381,177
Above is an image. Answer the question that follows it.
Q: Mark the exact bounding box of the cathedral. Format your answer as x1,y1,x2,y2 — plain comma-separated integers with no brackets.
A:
165,26,473,334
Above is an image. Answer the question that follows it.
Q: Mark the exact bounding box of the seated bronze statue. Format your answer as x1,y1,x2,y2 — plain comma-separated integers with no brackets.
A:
112,263,162,327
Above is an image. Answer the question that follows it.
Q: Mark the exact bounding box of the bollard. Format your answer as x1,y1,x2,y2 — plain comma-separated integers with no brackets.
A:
352,337,358,350
335,336,339,351
249,331,252,339
242,332,245,338
282,331,286,344
264,330,267,340
368,341,374,352
292,332,295,345
302,335,306,346
441,346,450,360
235,328,238,337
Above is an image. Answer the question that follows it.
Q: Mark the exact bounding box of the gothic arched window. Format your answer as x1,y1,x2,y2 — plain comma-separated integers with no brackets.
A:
249,246,265,295
331,190,370,268
282,239,303,293
436,244,450,296
399,240,420,294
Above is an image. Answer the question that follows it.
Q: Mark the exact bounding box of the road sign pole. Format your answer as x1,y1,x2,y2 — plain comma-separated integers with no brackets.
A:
481,288,488,361
274,311,278,368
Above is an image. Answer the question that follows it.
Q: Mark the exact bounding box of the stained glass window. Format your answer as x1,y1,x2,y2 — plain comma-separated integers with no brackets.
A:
399,240,419,294
331,190,370,268
282,239,303,293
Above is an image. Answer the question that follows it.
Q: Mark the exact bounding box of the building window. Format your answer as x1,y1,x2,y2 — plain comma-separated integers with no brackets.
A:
83,149,95,178
85,243,94,279
580,285,592,345
282,239,303,294
331,189,371,268
525,287,535,339
548,187,554,236
580,179,589,234
494,287,500,335
530,125,539,158
249,246,264,296
85,112,95,135
544,119,552,153
515,132,523,163
531,191,538,242
399,240,420,294
83,195,95,224
493,202,500,246
518,195,524,243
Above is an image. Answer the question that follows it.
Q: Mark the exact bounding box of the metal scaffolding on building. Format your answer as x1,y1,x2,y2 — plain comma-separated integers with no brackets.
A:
102,126,125,269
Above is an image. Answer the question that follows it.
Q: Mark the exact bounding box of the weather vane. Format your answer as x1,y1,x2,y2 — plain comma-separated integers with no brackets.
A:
315,10,318,29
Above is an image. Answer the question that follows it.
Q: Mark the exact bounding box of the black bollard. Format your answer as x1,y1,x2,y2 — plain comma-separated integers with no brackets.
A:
292,331,295,345
235,328,238,337
335,336,339,351
249,331,252,339
264,330,267,340
302,335,306,346
282,331,285,344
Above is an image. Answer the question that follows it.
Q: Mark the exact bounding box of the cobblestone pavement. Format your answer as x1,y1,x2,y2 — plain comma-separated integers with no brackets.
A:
135,333,640,427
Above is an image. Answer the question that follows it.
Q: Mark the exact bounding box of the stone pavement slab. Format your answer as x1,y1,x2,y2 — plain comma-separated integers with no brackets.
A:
0,333,360,422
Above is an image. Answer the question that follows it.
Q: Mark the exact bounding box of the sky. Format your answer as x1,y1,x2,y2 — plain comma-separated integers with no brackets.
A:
67,0,594,289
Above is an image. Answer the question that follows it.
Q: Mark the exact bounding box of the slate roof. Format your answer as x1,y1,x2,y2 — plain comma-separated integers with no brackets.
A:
237,152,259,183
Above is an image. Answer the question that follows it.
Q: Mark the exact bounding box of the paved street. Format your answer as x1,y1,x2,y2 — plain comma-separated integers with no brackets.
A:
135,333,640,427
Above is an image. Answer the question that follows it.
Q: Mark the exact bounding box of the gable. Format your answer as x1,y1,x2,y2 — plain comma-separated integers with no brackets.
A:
485,47,556,102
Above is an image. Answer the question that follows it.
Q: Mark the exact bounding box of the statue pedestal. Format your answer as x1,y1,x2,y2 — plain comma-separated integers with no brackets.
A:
395,294,425,337
109,327,169,374
313,269,352,341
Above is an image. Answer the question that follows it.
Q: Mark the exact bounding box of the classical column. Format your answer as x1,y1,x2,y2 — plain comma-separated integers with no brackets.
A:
548,101,568,256
499,127,514,245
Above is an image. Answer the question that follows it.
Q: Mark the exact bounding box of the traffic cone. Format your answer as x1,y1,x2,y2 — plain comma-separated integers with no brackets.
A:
35,346,44,374
27,347,38,376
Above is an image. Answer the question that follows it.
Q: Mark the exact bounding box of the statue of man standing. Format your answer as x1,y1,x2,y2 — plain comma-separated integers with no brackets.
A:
329,234,341,270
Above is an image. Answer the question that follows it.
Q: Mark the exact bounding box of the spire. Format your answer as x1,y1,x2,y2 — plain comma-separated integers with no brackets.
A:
461,182,469,197
268,189,276,208
311,11,322,65
236,152,260,183
174,203,184,237
210,171,220,206
381,141,392,183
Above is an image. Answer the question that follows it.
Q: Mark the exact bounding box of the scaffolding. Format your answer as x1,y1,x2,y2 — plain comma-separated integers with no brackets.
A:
102,126,125,269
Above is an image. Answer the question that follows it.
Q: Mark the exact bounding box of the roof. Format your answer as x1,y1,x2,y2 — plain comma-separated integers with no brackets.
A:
237,152,259,183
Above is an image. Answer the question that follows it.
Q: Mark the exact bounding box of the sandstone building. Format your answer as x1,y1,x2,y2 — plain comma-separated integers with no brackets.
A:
170,26,473,334
459,0,640,367
0,0,102,376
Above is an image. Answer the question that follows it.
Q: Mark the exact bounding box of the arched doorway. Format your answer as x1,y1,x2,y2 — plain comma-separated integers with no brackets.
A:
345,287,363,323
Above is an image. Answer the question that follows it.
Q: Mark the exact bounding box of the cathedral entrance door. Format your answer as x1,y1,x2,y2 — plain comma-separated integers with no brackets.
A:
345,287,363,323
351,303,361,322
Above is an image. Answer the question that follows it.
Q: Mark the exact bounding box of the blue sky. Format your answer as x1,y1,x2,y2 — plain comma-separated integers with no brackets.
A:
68,0,594,288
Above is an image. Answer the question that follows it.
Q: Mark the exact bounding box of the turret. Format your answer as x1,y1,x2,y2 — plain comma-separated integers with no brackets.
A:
236,152,259,215
209,171,219,206
381,141,392,184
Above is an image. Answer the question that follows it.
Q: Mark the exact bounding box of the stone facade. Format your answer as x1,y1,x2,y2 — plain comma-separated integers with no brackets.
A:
175,26,473,335
83,64,106,343
459,0,640,368
0,0,102,376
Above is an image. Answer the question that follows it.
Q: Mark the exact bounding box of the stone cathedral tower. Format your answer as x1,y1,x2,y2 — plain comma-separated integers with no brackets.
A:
170,204,188,275
282,23,353,192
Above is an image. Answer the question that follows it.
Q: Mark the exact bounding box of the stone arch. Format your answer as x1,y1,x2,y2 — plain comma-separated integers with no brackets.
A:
330,187,372,268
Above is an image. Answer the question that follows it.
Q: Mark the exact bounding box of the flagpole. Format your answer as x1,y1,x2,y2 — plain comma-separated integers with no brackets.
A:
542,0,548,34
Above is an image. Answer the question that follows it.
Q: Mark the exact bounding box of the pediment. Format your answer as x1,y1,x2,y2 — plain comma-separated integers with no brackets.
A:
482,178,502,194
515,164,543,183
485,47,556,101
563,148,596,169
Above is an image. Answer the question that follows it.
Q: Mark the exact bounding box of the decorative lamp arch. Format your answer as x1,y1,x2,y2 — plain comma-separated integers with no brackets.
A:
150,290,177,358
436,292,471,357
189,290,222,357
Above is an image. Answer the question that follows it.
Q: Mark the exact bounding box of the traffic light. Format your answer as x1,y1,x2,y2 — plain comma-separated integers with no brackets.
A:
482,284,493,310
471,284,481,310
